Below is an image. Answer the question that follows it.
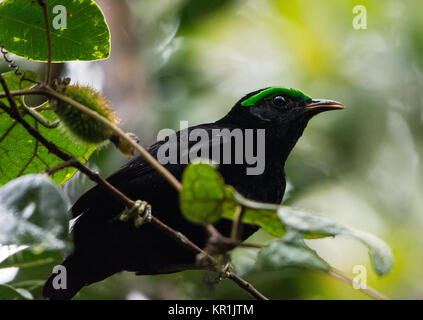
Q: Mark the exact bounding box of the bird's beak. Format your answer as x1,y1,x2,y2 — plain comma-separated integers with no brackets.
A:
305,99,345,111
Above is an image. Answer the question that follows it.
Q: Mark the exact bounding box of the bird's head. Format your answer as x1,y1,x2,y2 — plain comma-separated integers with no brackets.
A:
219,87,344,129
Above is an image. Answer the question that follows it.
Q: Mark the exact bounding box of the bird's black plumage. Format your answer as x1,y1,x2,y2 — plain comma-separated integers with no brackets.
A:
43,87,343,299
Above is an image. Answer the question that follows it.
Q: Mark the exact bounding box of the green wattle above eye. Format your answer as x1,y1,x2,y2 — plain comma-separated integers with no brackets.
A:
241,87,311,107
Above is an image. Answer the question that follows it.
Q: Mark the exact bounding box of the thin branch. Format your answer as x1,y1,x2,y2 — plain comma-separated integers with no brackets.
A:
44,158,79,175
24,104,61,128
328,269,390,300
38,0,52,84
206,224,220,237
43,86,183,191
227,273,268,300
0,88,46,99
151,218,216,266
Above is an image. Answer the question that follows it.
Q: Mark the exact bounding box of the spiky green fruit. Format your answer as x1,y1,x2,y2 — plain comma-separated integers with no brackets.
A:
53,85,117,144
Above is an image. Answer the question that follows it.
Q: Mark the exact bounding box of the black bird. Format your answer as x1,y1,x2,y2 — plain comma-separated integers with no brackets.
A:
43,87,344,299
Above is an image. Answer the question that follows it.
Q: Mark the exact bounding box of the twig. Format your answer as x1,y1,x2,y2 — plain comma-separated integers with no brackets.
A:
38,0,52,84
227,273,268,300
44,158,79,175
152,218,216,266
328,269,390,300
44,86,183,191
23,104,61,128
206,224,220,237
0,88,46,99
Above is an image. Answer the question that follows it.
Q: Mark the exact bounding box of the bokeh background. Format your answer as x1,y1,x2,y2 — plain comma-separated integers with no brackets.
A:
1,0,423,299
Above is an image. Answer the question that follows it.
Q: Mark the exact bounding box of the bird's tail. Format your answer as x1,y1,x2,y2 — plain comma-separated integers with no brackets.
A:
43,254,87,300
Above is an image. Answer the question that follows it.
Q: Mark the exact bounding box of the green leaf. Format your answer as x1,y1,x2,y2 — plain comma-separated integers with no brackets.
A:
180,163,227,224
343,228,394,277
0,174,69,250
0,71,96,186
256,232,330,272
277,207,394,276
180,164,285,235
0,0,110,62
0,284,33,300
0,247,62,269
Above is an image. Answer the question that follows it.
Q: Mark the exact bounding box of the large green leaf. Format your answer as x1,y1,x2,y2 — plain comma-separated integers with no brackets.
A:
0,71,96,186
277,207,394,276
0,174,69,250
180,163,226,224
256,231,330,272
180,163,286,235
0,0,110,62
0,284,33,300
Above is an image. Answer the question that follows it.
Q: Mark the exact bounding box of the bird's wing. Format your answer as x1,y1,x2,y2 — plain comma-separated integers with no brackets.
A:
70,123,227,218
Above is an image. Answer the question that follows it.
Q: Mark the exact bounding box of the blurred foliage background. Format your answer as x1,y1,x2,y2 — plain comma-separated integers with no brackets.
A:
1,0,423,299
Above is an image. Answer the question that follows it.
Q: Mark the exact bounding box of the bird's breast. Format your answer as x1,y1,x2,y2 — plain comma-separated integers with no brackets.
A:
218,162,285,204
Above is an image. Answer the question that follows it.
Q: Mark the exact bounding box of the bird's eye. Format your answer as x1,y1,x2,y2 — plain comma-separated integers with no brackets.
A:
272,95,287,107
